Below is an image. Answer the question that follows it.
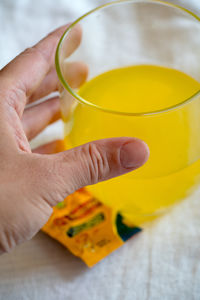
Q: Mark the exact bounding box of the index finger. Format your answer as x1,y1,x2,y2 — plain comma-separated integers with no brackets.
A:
0,24,82,114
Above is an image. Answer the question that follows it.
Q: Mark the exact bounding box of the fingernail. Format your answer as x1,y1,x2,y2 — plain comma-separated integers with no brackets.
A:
120,140,149,169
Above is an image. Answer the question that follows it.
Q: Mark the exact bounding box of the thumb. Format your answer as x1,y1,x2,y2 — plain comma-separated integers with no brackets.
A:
36,137,149,206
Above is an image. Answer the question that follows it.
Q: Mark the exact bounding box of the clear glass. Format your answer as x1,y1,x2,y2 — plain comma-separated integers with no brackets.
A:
56,0,200,226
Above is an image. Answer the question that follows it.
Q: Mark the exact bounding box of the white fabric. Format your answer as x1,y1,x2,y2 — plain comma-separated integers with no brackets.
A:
0,1,200,299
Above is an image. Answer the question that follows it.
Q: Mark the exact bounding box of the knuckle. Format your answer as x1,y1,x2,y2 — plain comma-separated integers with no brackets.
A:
0,228,17,254
23,46,45,63
22,46,45,65
5,88,25,113
23,45,50,71
23,46,36,55
0,85,26,116
82,143,110,184
23,46,42,57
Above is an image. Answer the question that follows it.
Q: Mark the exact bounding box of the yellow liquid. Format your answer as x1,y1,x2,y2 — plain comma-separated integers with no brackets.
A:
63,65,200,225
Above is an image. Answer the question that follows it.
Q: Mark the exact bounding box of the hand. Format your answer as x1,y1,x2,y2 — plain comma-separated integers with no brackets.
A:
0,24,149,253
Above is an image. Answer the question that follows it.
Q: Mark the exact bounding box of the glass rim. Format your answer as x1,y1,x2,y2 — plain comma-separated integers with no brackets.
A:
55,0,200,117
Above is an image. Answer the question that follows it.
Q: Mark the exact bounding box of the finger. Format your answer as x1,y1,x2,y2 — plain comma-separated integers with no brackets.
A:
29,61,88,103
22,97,60,140
62,61,89,89
35,137,149,206
23,60,88,140
28,69,59,103
33,140,65,154
0,24,82,115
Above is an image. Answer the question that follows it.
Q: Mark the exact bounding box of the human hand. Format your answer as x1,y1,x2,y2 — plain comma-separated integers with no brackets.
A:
0,24,149,253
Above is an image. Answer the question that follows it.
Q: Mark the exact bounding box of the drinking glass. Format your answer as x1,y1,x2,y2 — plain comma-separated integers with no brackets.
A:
55,0,200,226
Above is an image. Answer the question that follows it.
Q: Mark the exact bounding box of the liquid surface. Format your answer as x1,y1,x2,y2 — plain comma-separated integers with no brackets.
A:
63,65,200,225
78,65,199,113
